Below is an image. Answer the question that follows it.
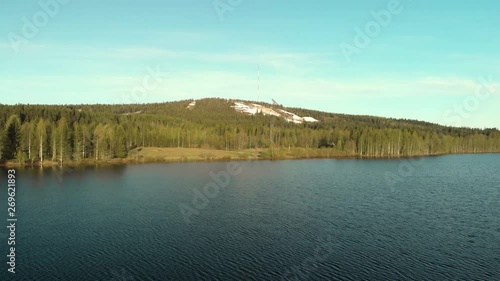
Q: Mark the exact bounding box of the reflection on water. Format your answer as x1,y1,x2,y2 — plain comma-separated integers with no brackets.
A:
3,164,127,188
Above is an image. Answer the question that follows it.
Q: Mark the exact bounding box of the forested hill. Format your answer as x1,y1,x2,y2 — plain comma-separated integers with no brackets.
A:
1,98,499,163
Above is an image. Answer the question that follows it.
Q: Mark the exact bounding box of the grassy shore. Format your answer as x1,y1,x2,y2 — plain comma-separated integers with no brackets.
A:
129,147,262,162
1,147,261,167
129,146,445,162
1,147,497,168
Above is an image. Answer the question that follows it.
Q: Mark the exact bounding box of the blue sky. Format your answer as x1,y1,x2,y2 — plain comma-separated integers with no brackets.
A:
0,0,499,128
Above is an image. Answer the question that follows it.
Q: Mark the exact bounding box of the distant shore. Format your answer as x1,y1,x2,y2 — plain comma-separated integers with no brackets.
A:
1,147,498,168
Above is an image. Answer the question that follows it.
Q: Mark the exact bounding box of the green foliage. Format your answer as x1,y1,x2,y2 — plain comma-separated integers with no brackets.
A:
114,125,127,158
0,98,499,163
1,115,22,161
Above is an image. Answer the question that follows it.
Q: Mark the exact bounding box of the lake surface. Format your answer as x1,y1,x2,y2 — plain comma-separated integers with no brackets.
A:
1,154,499,281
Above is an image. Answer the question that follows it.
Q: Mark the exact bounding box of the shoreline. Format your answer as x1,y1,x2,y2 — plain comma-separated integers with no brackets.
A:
1,147,499,168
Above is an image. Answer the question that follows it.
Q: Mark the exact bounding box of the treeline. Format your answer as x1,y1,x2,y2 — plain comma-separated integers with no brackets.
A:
0,98,499,163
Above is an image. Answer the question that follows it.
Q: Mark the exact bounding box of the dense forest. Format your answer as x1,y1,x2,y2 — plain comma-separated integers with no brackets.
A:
1,98,499,164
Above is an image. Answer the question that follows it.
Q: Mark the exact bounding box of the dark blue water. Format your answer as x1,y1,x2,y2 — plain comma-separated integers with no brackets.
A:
1,154,499,280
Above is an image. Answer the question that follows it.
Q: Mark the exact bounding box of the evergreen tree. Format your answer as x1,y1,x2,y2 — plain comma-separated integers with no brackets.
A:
1,115,22,161
114,125,128,158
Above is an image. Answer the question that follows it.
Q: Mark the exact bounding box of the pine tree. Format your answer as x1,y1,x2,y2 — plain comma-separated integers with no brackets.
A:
1,115,22,161
114,125,128,158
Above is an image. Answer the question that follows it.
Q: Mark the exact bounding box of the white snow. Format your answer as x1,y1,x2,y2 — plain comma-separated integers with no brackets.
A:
231,101,320,124
303,117,319,122
186,101,196,109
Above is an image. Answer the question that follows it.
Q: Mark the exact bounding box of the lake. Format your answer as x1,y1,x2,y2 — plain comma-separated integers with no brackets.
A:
1,154,499,280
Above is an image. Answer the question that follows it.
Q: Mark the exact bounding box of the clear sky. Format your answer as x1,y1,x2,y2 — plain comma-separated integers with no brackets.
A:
0,0,498,128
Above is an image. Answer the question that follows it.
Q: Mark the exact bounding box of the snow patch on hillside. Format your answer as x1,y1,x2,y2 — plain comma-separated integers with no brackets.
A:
231,101,319,124
186,101,196,109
